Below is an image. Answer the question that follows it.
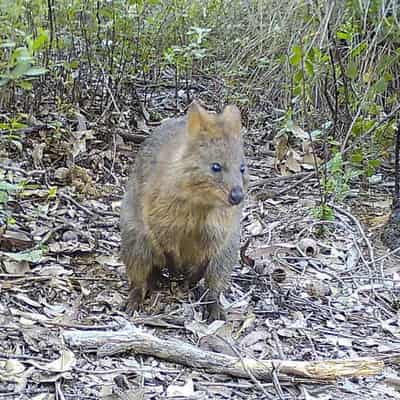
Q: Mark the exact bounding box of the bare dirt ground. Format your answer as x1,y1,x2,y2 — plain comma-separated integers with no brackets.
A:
1,78,400,399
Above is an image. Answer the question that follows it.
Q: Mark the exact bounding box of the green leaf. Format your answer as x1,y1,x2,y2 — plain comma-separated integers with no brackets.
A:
384,72,393,81
312,48,322,61
293,85,302,96
2,248,43,263
366,165,375,177
0,191,8,204
290,46,302,66
11,47,32,64
67,60,80,69
313,204,335,221
0,41,16,48
307,48,315,62
10,121,27,129
10,62,31,79
0,182,19,192
17,80,33,90
328,152,343,174
374,78,388,93
293,70,303,83
310,129,322,138
32,30,48,52
368,159,381,168
346,62,358,80
7,217,16,225
48,186,57,199
336,31,351,40
305,59,314,76
351,151,363,164
351,42,367,57
24,67,48,77
0,76,10,86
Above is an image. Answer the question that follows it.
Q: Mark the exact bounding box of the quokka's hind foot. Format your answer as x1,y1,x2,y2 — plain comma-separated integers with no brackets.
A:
125,287,145,316
179,262,210,294
125,268,162,315
207,298,227,322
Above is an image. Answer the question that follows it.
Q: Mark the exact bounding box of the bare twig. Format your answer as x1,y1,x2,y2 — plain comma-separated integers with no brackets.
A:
343,103,400,155
394,121,400,207
255,172,316,198
0,163,45,176
248,171,313,189
330,203,376,271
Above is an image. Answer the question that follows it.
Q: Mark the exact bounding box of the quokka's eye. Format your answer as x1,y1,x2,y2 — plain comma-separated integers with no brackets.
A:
211,163,222,172
240,163,246,173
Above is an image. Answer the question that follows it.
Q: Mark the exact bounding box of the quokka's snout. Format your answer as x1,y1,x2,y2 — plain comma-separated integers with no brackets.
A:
228,185,244,205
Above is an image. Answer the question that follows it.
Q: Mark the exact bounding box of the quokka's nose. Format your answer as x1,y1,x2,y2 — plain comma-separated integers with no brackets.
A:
228,186,244,205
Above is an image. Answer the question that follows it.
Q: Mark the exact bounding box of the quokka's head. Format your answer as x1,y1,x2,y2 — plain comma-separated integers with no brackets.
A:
176,100,249,208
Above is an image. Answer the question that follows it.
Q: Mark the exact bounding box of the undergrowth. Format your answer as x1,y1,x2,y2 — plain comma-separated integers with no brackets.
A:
1,0,399,215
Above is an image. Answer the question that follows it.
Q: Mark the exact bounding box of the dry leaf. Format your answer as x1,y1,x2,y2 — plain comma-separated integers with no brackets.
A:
76,112,87,131
54,167,70,181
240,329,269,348
200,334,236,355
71,130,95,159
96,255,122,267
246,219,263,236
0,229,33,251
273,133,289,162
185,319,226,339
166,377,195,397
304,280,332,298
0,359,25,377
302,151,321,167
288,124,309,141
32,394,56,400
286,149,302,173
236,313,256,337
29,349,76,373
32,143,46,168
3,260,30,274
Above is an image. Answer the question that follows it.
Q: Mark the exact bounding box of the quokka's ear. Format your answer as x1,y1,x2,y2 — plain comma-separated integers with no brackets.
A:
222,105,242,137
187,101,211,137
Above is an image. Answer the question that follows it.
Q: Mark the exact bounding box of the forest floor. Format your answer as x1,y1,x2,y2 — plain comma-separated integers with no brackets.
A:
1,76,400,400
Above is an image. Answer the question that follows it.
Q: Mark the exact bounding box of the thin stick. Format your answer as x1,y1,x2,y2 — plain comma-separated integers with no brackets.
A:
343,103,400,155
394,121,400,208
248,172,312,189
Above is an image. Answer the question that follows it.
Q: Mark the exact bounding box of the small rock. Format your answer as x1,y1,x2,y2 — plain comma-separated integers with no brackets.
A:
368,174,382,185
54,167,70,181
62,230,78,242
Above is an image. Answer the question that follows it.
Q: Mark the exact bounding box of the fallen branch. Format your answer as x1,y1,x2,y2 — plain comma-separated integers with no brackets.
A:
270,171,316,198
248,171,313,189
0,124,53,136
62,320,383,382
254,172,316,200
118,131,149,144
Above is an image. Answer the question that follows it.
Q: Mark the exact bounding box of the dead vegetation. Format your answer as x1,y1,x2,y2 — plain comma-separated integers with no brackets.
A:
2,0,400,399
1,77,400,399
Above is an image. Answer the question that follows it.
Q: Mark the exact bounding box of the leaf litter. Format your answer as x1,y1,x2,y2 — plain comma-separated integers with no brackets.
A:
1,79,400,400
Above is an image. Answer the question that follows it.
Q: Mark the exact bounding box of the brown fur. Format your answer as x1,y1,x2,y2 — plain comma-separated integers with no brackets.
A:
120,101,248,320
